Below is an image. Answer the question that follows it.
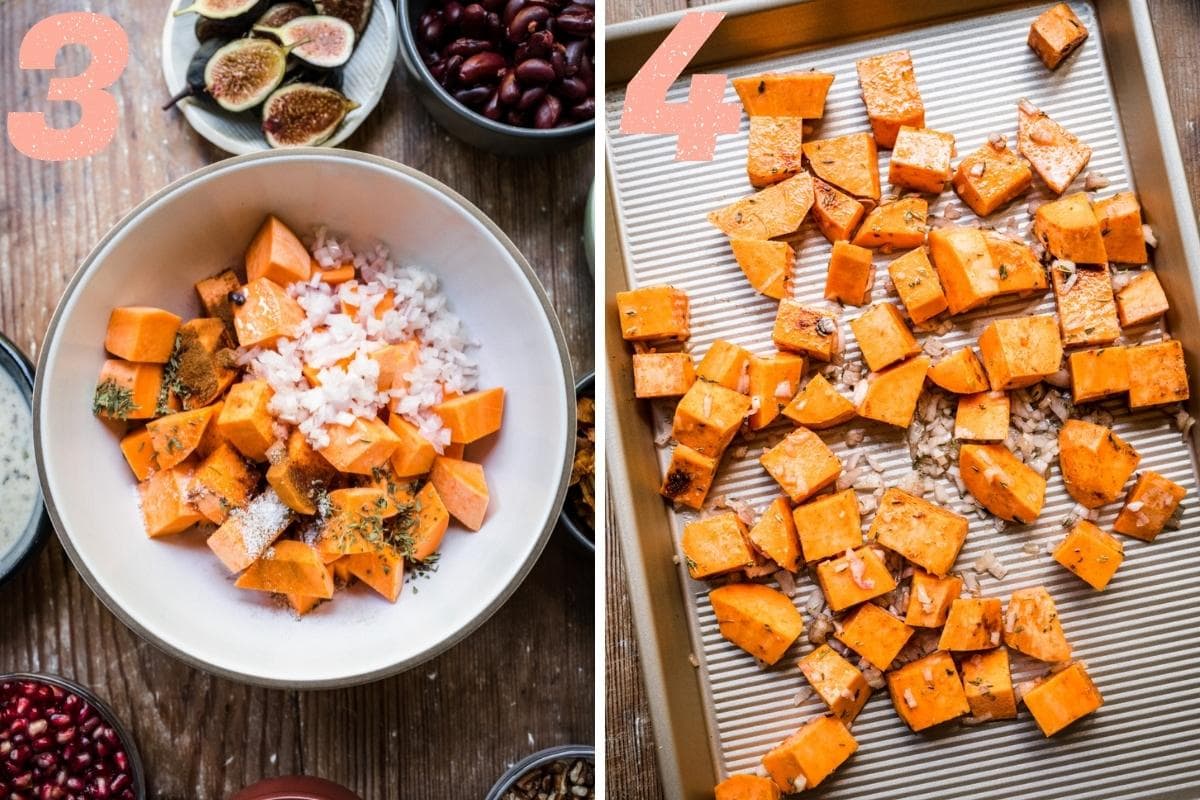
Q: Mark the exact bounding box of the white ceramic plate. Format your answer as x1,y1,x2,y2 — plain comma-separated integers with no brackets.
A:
160,1,398,155
35,150,574,688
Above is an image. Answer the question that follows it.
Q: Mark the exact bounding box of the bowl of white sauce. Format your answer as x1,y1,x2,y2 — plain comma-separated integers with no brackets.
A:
0,332,47,586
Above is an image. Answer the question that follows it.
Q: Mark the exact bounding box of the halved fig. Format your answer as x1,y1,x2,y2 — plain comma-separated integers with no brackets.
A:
254,15,356,68
315,0,373,36
175,0,266,19
261,83,359,147
204,38,291,112
256,1,315,27
163,38,227,110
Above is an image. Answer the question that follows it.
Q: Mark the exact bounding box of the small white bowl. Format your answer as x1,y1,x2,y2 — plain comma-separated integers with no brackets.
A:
160,2,398,155
34,150,575,688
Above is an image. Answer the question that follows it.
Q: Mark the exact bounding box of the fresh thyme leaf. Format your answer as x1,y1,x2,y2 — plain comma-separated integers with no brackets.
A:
93,380,136,420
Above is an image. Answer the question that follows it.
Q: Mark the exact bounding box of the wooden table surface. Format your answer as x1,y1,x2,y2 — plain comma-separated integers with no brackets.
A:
604,1,1200,797
0,2,594,797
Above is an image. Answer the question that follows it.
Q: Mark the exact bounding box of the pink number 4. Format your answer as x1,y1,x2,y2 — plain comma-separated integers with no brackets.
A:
7,12,130,162
620,11,741,161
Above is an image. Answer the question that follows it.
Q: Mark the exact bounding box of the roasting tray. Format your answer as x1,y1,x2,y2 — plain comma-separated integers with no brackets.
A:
604,2,1200,798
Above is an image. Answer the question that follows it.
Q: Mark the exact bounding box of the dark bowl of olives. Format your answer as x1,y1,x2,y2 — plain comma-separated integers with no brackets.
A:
397,0,594,156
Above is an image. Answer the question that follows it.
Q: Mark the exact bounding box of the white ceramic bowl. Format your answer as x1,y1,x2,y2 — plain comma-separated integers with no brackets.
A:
34,150,574,688
161,1,398,155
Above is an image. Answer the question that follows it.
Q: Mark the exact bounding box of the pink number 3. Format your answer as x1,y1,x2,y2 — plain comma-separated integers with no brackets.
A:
7,12,130,162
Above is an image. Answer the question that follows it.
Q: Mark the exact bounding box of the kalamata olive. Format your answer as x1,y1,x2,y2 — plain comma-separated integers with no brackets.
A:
517,86,546,110
507,4,549,42
498,70,521,105
482,90,503,119
515,57,555,84
454,86,492,107
443,0,464,25
556,76,587,100
503,0,526,24
458,50,508,84
556,10,593,36
446,37,493,56
534,94,562,129
568,96,594,120
460,2,488,33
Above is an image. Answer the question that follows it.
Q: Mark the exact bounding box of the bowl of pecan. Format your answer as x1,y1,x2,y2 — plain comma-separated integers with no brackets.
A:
485,745,595,800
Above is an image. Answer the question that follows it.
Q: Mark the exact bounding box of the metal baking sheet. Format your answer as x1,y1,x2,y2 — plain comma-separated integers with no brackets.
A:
605,1,1200,798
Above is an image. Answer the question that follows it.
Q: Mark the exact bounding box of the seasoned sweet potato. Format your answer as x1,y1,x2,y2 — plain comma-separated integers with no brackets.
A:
824,241,875,306
1033,192,1106,264
1095,191,1148,264
235,540,333,600
1051,263,1120,347
803,132,880,200
1018,100,1091,195
835,602,914,671
410,482,450,561
798,644,870,722
852,197,927,250
906,569,962,628
172,318,237,410
856,50,924,149
710,582,803,665
233,277,306,348
887,651,969,731
977,315,1063,390
889,126,955,194
1069,346,1129,403
147,405,217,470
868,488,968,576
1003,586,1071,662
319,416,402,475
952,136,1032,217
887,247,948,324
616,285,690,343
715,774,781,800
245,215,312,287
730,238,793,300
929,227,1000,314
733,72,835,117
681,512,755,579
791,488,860,564
1059,419,1140,508
632,352,696,399
1028,3,1088,70
139,466,203,538
747,116,805,188
708,172,815,239
815,545,896,611
761,716,857,794
1127,339,1189,408
782,374,855,430
316,487,399,560
1022,662,1102,736
660,444,718,509
1115,270,1168,327
856,354,930,428
938,598,1003,651
961,647,1017,720
760,427,841,503
983,232,1049,296
387,416,437,477
960,443,1046,524
954,391,1010,442
193,442,258,524
1113,470,1186,541
772,300,840,361
672,379,752,456
430,456,489,531
94,359,164,421
850,303,920,372
343,546,404,602
748,496,800,571
435,387,505,444
1053,520,1124,590
119,428,158,481
194,270,241,337
207,488,293,573
216,380,275,461
928,348,990,394
697,340,752,391
747,353,805,430
812,177,866,243
105,307,182,364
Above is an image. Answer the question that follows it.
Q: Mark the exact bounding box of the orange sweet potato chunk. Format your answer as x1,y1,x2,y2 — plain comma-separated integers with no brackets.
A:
1069,346,1129,403
429,457,489,531
1127,340,1189,409
147,405,217,470
387,415,437,477
856,50,924,149
1053,519,1124,590
435,387,505,444
1023,662,1102,736
316,487,398,560
887,651,969,731
235,540,334,600
217,380,275,461
708,172,815,240
94,359,164,421
105,307,182,363
681,512,755,579
747,353,805,430
245,215,312,287
747,496,800,571
1059,419,1140,508
371,341,421,393
762,716,857,794
732,72,835,117
782,373,855,430
710,582,803,665
672,379,751,456
793,487,861,563
835,602,914,671
983,232,1049,297
815,546,896,611
730,238,793,300
857,354,930,429
888,247,947,324
266,429,336,515
1095,191,1148,264
207,488,294,573
119,428,158,481
938,597,1003,651
715,774,781,800
615,285,690,343
285,593,323,616
760,427,841,503
803,132,881,201
344,547,405,602
960,443,1046,524
1018,101,1091,195
747,116,805,188
1033,192,1106,263
408,482,450,561
320,416,403,476
824,241,875,306
955,391,1010,442
961,647,1017,721
1052,263,1120,347
233,277,306,348
952,136,1032,217
173,318,238,410
194,270,241,336
1113,470,1186,541
905,569,962,628
851,197,927,250
696,340,752,391
888,126,955,195
632,352,696,399
850,303,919,372
812,178,866,243
1028,3,1089,70
139,466,203,538
1003,586,1072,662
798,644,870,722
1116,271,1168,328
193,442,258,525
929,227,1000,315
659,444,718,510
978,315,1063,390
928,348,989,394
868,488,967,576
772,300,840,362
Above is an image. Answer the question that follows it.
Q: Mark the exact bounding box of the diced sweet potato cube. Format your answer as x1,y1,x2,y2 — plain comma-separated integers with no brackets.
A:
761,715,857,794
1018,101,1091,195
1115,270,1168,327
887,247,947,324
371,341,421,393
1058,419,1140,508
660,444,718,510
172,318,237,410
435,387,504,444
748,496,800,571
868,488,967,576
314,264,356,285
265,430,336,515
147,406,217,470
1053,520,1124,590
633,352,695,399
429,457,489,531
929,227,1000,314
697,340,752,391
815,545,896,612
409,482,450,561
730,238,793,300
887,650,969,731
857,354,930,428
245,215,312,287
961,647,1017,720
319,416,403,475
798,644,870,722
928,348,989,394
938,598,1003,651
835,602,913,671
681,512,755,579
824,241,875,306
120,428,158,481
1024,662,1103,736
138,466,202,537
615,285,690,343
206,488,293,573
708,172,815,240
803,132,880,200
316,487,398,560
747,353,805,430
285,593,323,616
952,136,1032,216
772,300,839,361
343,546,405,602
194,270,241,336
782,374,855,429
1095,191,1147,264
105,307,182,363
1034,192,1106,264
1069,346,1129,403
235,540,333,599
960,443,1046,524
905,569,962,627
889,126,955,194
732,72,835,117
812,178,866,243
217,380,275,461
760,427,842,503
233,277,306,348
1004,586,1071,662
851,197,927,249
715,774,781,800
983,231,1049,296
747,116,805,188
850,303,919,372
672,380,751,457
856,50,924,149
1114,471,1186,541
793,488,861,563
978,315,1063,390
955,391,1009,442
94,359,164,421
710,582,803,665
1127,340,1189,408
1052,264,1120,347
1028,3,1088,70
387,416,437,477
193,443,258,524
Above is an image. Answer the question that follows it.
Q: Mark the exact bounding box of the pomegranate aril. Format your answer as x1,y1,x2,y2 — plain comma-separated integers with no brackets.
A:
32,735,53,752
55,727,75,745
12,770,33,788
110,773,130,792
113,751,127,772
48,714,71,730
34,752,56,770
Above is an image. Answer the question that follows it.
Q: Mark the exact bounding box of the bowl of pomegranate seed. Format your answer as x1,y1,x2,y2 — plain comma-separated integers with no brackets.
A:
0,674,144,799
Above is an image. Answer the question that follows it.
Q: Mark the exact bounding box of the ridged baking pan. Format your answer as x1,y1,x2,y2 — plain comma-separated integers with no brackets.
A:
604,1,1200,798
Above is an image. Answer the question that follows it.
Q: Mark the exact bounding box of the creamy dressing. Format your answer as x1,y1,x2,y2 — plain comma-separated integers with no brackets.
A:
0,365,36,555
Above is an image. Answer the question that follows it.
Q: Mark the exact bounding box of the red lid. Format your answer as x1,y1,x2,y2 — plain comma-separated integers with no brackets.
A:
230,776,362,800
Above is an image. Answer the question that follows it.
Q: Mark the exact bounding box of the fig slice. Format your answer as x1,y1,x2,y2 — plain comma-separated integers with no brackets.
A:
261,83,359,147
315,0,373,36
175,0,265,19
204,38,292,112
164,38,227,110
254,15,356,69
256,1,315,28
